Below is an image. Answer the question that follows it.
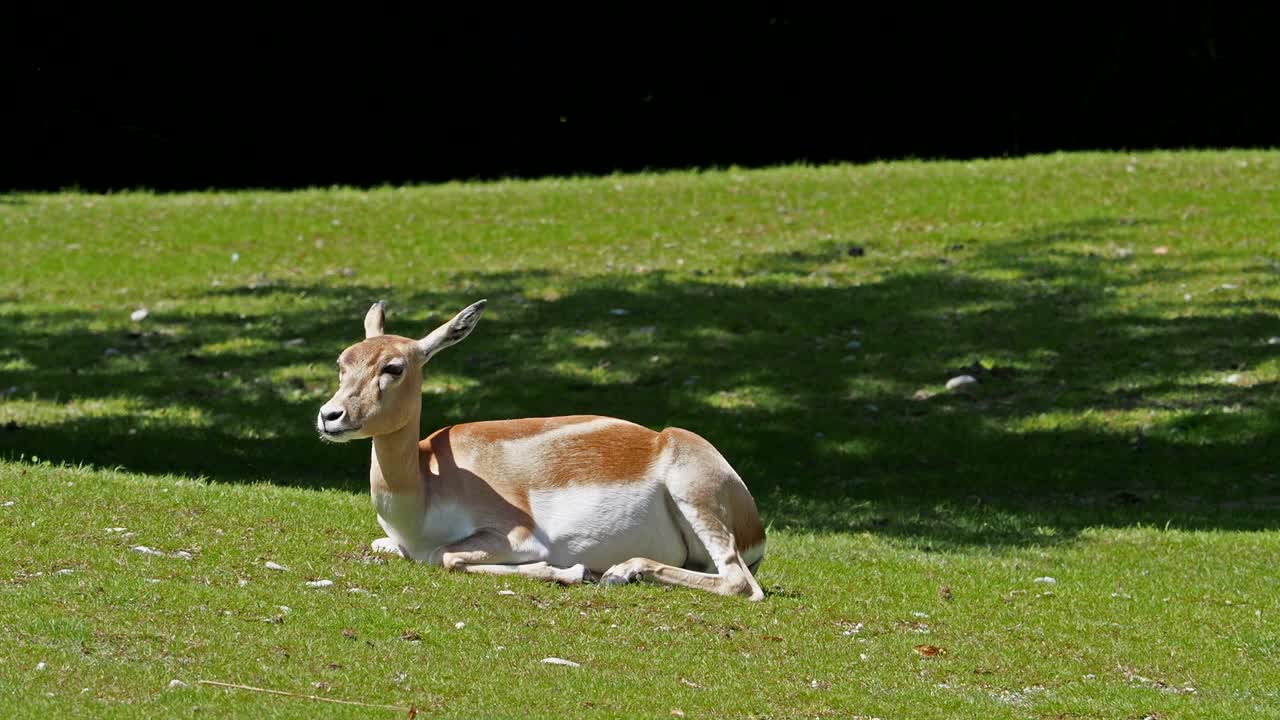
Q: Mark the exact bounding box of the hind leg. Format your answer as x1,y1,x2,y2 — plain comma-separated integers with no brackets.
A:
601,498,764,601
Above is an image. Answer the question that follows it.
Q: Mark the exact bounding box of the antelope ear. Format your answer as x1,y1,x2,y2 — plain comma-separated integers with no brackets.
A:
417,299,487,363
364,301,387,339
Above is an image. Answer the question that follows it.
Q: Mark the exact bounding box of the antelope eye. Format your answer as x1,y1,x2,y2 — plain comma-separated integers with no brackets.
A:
382,363,403,376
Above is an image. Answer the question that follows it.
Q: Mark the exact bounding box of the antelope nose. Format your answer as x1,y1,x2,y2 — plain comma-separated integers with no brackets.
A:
321,407,345,423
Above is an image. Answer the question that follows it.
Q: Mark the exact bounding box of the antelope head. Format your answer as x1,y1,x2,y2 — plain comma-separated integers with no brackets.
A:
316,299,486,442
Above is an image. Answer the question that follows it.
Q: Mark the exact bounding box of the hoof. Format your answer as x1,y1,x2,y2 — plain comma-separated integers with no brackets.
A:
555,563,587,585
371,537,405,557
601,561,643,586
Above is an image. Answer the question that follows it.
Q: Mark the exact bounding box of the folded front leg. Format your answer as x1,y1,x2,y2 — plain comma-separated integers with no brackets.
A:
440,528,586,585
371,536,406,557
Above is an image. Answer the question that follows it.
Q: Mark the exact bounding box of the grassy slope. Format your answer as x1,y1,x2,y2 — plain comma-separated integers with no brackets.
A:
2,151,1279,718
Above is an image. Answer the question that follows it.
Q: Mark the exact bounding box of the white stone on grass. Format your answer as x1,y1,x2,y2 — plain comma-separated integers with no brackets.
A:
541,657,581,668
264,561,288,571
129,546,166,557
945,375,979,392
305,579,334,589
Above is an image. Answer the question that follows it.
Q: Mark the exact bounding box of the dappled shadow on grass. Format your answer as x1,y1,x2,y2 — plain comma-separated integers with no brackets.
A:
2,218,1278,547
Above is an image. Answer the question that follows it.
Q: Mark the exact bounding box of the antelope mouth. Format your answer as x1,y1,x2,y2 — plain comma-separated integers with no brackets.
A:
317,420,363,443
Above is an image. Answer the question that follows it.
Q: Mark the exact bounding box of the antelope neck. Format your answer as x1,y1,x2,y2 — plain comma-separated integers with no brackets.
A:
370,419,423,497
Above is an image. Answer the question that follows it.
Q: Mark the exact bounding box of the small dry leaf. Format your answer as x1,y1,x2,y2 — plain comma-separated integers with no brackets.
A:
1153,246,1170,255
913,644,945,657
762,635,784,642
400,630,422,642
679,677,703,689
939,585,954,601
407,705,418,720
342,628,357,640
670,710,685,718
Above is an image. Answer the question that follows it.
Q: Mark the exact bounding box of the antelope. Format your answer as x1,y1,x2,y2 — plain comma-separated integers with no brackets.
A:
316,300,767,600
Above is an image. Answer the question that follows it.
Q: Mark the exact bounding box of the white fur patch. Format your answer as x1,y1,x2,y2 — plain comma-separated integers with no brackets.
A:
528,482,686,571
372,493,474,564
501,417,628,458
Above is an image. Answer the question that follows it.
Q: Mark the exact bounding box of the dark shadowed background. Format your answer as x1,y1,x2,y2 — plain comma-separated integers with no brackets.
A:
4,4,1278,192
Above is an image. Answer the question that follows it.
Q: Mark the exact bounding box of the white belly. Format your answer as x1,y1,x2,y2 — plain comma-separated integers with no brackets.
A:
528,481,687,571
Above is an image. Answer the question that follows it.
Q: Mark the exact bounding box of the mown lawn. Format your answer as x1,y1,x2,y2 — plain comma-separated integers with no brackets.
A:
2,151,1279,718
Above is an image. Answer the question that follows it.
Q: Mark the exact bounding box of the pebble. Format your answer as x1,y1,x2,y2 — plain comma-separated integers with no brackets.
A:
1033,576,1057,584
541,657,581,668
130,308,149,322
1,501,14,507
264,561,288,572
945,375,979,392
167,679,188,690
35,662,47,671
129,545,166,557
497,590,516,596
305,579,334,589
455,622,466,630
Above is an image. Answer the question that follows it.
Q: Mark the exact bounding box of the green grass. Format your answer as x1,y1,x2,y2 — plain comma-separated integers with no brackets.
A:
2,151,1279,718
